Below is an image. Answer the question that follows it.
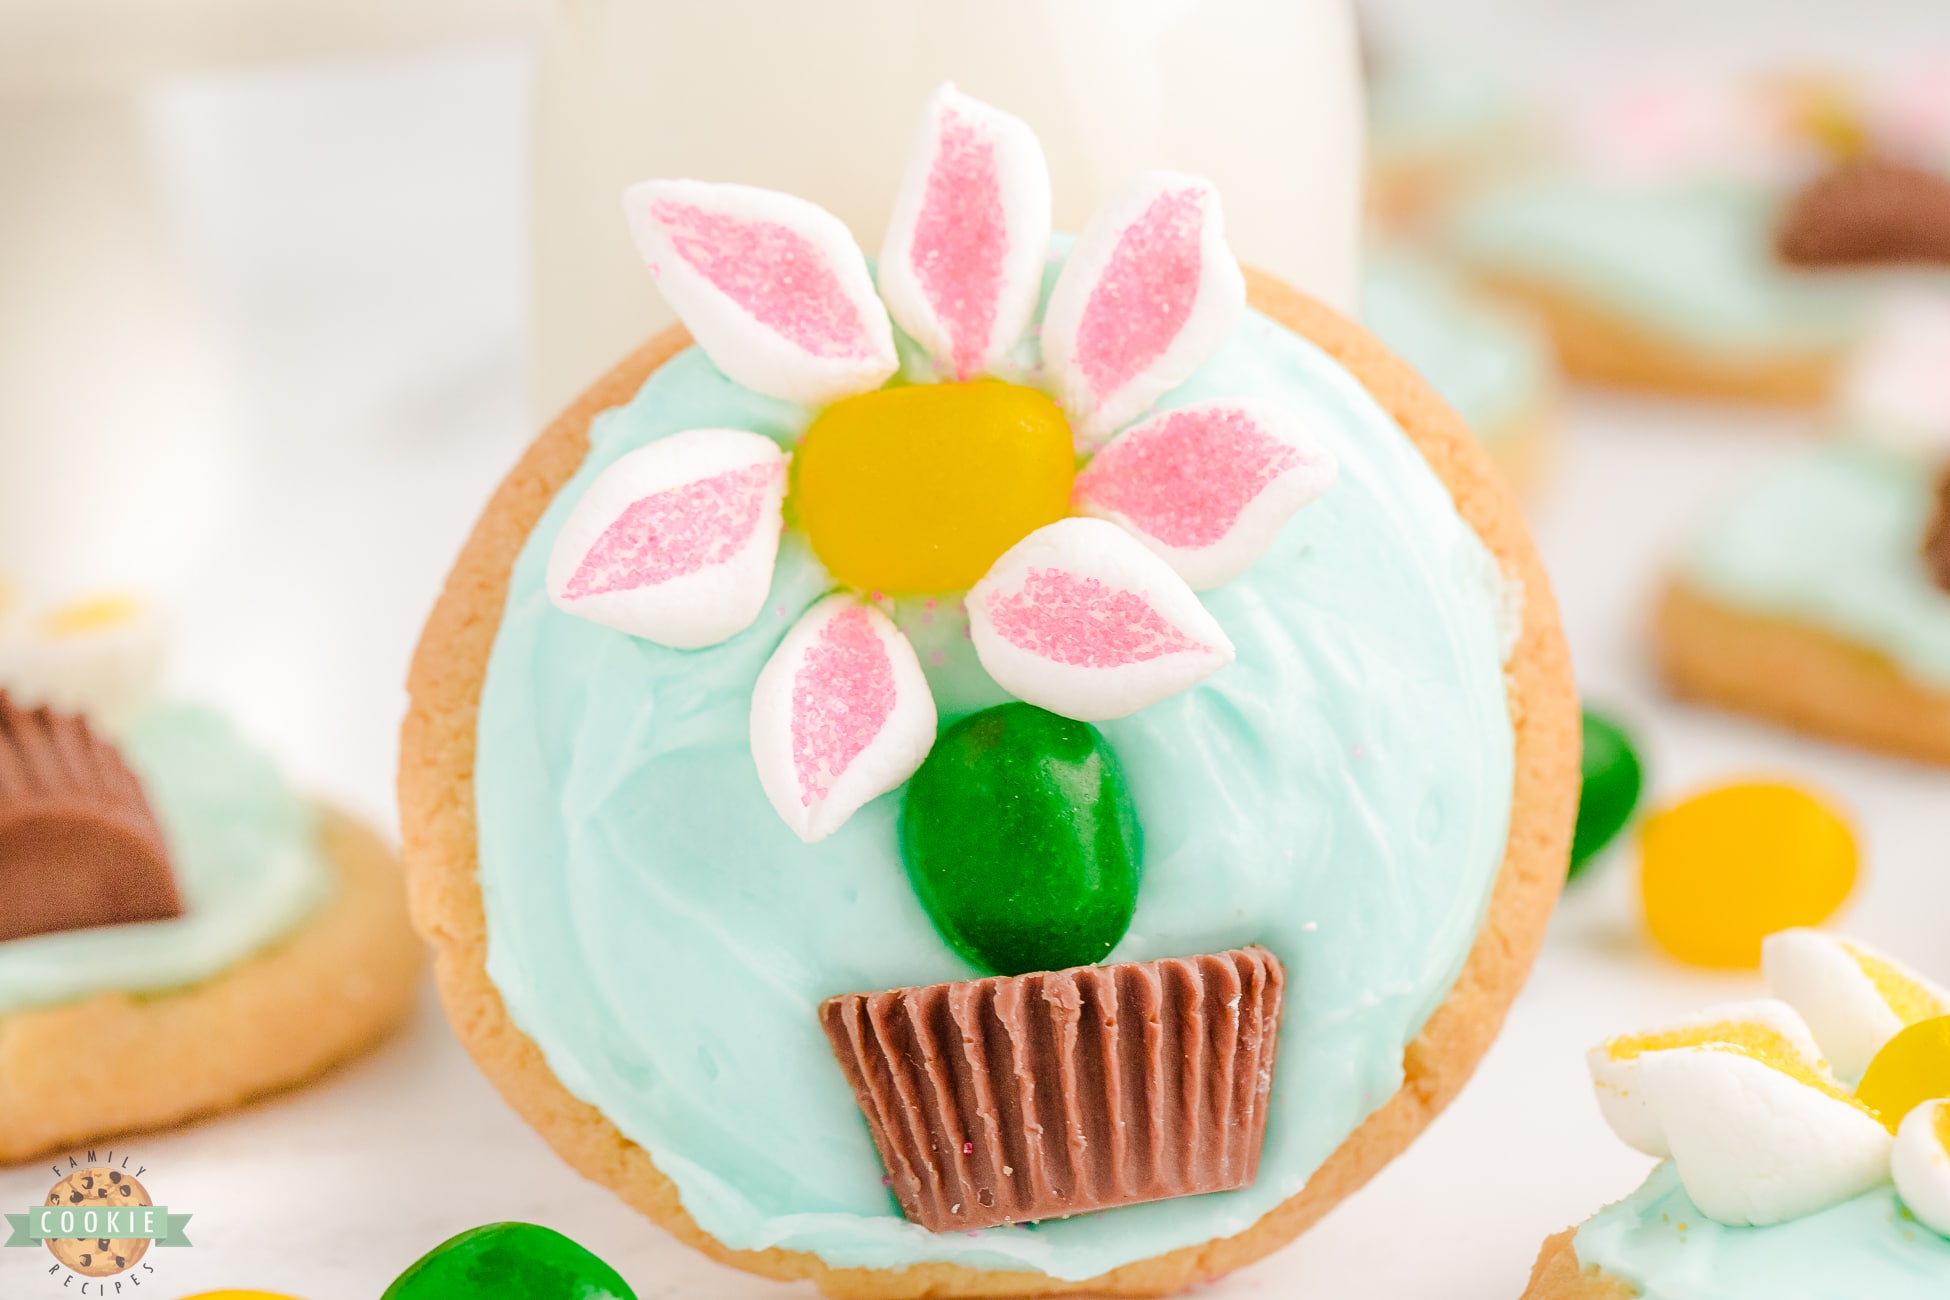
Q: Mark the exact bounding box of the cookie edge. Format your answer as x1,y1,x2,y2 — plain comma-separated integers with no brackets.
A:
398,270,1581,1298
1521,1228,1640,1300
1657,577,1950,766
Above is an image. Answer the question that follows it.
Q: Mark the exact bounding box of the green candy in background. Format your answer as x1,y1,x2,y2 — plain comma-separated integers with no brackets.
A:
1569,707,1645,880
383,1222,634,1300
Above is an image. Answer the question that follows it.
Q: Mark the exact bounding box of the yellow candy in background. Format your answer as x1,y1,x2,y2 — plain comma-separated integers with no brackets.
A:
175,1291,307,1300
1639,780,1856,968
1857,1015,1950,1131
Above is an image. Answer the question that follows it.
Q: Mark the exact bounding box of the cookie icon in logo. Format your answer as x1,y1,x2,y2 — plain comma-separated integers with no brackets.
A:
41,1166,151,1277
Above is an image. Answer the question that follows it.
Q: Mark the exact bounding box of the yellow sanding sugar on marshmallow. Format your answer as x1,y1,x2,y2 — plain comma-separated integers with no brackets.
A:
42,592,146,638
1606,1018,1859,1109
1589,996,1893,1226
1847,943,1948,1025
1589,999,1844,1159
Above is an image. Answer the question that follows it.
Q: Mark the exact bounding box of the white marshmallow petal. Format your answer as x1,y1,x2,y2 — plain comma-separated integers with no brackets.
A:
1042,172,1247,447
0,594,165,737
1072,398,1337,590
878,83,1051,382
623,179,898,406
1640,1047,1893,1227
1764,929,1950,1083
967,517,1234,722
546,429,788,649
750,595,937,843
1893,1099,1950,1238
1588,999,1830,1159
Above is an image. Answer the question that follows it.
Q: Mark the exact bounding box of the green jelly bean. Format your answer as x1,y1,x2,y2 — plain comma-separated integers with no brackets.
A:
1570,707,1644,879
900,703,1140,976
382,1222,634,1300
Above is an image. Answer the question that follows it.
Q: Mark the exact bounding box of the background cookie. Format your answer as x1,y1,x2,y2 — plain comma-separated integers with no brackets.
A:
0,808,422,1164
400,270,1580,1298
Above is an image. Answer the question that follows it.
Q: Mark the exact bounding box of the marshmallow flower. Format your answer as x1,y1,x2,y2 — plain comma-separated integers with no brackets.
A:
0,590,164,737
547,83,1337,841
1588,930,1950,1231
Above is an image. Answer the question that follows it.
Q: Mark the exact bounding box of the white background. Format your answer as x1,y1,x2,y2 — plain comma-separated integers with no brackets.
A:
2,4,1948,1296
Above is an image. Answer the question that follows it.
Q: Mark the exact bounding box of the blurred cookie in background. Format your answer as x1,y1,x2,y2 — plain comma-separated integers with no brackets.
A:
0,584,421,1162
1366,57,1535,229
1361,250,1561,495
1444,75,1875,405
1655,295,1950,763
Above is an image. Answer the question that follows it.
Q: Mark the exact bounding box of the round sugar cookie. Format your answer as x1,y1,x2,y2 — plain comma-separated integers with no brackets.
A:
0,808,422,1163
400,270,1579,1298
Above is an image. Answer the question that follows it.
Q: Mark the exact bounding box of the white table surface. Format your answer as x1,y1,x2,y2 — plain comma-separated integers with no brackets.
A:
3,27,1948,1300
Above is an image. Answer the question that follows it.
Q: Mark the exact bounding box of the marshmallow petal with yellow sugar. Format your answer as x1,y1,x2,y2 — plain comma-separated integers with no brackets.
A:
1764,928,1950,1083
1589,996,1892,1226
1636,1044,1894,1226
0,588,164,735
1893,1100,1950,1238
1589,998,1829,1158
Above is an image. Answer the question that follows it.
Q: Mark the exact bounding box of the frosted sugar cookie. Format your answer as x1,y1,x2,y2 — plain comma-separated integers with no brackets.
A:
402,83,1578,1297
1656,297,1950,762
0,591,420,1162
1449,77,1874,404
1524,929,1950,1299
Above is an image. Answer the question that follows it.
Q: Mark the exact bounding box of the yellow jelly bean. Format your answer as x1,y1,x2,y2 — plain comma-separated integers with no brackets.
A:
1857,1015,1950,1131
176,1293,307,1300
1639,780,1856,968
793,381,1075,595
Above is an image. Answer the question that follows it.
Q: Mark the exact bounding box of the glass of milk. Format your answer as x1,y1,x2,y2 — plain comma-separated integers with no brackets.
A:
531,0,1365,413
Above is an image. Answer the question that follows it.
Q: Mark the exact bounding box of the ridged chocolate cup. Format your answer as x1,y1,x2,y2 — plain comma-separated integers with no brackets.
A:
0,691,179,940
820,946,1284,1232
1777,159,1950,268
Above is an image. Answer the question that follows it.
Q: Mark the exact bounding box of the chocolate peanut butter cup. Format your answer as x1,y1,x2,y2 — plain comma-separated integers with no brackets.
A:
0,692,179,941
1926,468,1950,596
821,946,1284,1232
1778,160,1950,268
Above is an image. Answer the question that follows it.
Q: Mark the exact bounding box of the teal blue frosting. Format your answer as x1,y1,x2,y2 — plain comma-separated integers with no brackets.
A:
0,702,333,1015
1362,251,1554,443
1576,1162,1950,1298
1682,441,1950,689
474,283,1516,1277
1448,179,1870,355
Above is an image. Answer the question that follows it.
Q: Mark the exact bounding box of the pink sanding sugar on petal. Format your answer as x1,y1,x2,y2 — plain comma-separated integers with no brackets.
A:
750,595,937,842
915,114,1006,378
968,517,1234,722
879,83,1051,381
624,179,897,405
1073,398,1337,589
1042,173,1247,446
564,462,780,599
547,428,789,649
653,201,874,361
1074,188,1204,398
986,569,1207,666
790,605,897,806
